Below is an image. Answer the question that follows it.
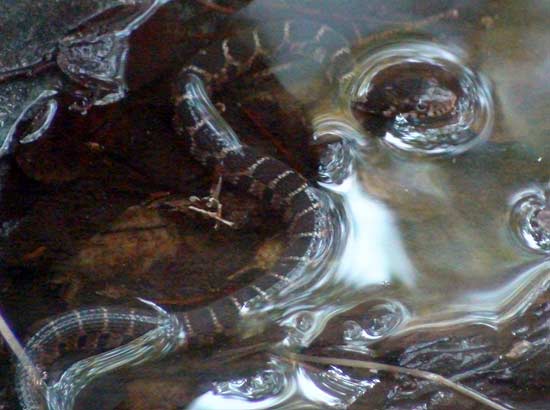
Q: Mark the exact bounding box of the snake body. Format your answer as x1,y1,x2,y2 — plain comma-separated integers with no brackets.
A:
16,20,350,408
16,19,460,409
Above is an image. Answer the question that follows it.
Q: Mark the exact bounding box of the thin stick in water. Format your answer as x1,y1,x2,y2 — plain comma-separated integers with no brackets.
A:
0,309,43,387
282,353,513,410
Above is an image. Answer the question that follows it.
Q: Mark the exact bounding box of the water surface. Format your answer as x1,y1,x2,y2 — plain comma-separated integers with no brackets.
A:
1,1,548,409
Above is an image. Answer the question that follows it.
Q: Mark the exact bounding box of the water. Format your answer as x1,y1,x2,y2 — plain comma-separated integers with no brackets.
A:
1,1,548,409
509,183,550,254
191,357,376,410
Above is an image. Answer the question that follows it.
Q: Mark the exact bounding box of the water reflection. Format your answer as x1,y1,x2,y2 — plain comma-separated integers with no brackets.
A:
314,117,417,289
509,183,550,254
328,175,417,288
341,299,409,349
393,258,549,335
189,357,376,410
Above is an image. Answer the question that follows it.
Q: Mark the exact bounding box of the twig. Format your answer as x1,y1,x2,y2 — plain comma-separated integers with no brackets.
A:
0,310,44,389
210,342,271,363
187,176,235,228
282,353,513,410
188,204,235,227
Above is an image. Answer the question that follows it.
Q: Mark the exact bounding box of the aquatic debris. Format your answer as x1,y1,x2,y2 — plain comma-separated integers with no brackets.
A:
284,353,510,410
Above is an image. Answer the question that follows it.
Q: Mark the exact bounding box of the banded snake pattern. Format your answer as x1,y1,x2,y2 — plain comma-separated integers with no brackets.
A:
16,19,459,409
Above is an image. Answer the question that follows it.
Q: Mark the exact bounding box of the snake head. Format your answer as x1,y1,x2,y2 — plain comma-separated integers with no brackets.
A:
351,63,460,129
397,78,458,121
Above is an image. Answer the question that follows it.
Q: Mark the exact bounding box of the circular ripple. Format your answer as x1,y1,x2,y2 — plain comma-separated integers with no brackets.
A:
348,40,494,156
342,300,409,345
361,301,407,338
510,186,550,254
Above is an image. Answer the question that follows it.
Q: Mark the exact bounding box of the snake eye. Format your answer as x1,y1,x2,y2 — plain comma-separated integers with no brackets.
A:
416,101,428,112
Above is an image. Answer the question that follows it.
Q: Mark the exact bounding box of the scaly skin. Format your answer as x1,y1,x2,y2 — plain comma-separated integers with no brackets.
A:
16,19,460,410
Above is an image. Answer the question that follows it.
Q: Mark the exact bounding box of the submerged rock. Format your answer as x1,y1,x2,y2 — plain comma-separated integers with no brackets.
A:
0,0,171,157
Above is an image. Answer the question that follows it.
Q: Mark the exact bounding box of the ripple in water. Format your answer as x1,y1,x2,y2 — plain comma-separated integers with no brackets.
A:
509,184,550,254
342,300,409,346
295,311,315,333
360,301,408,338
213,368,286,400
283,311,319,349
191,357,377,410
347,40,494,156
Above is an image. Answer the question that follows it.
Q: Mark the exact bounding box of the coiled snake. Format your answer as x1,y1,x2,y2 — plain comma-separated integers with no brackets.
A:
16,19,459,409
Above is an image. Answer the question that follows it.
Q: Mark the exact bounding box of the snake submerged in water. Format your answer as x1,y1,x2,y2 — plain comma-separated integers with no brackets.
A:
15,19,460,410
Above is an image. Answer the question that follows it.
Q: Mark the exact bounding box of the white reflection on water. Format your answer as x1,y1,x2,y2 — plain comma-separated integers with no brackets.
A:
188,357,376,410
396,257,550,334
509,182,550,254
325,172,417,288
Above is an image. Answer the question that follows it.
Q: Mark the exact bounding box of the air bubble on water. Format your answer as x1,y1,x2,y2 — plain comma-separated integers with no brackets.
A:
312,114,365,186
213,368,286,400
283,310,328,349
346,40,494,156
192,357,378,410
342,300,409,347
295,312,315,332
362,301,408,338
510,184,550,254
0,76,60,157
342,320,366,343
18,98,58,145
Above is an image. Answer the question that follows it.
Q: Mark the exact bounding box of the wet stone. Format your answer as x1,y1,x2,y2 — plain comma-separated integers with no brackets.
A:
0,0,171,156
